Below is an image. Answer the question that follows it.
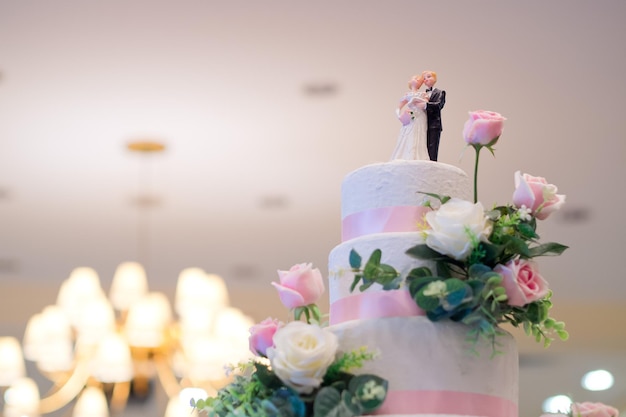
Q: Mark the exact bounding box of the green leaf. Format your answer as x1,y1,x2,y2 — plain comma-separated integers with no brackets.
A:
416,288,442,311
501,235,531,258
349,274,362,293
407,276,440,299
340,390,361,416
517,222,538,239
406,266,433,280
406,244,446,260
348,375,388,412
313,387,350,417
417,191,451,205
349,249,362,270
528,242,569,257
254,362,283,389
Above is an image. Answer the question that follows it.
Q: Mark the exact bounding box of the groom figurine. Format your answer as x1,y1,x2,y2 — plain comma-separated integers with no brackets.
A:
422,71,446,161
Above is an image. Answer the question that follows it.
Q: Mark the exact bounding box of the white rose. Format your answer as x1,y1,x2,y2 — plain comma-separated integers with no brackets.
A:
266,321,338,394
424,198,493,261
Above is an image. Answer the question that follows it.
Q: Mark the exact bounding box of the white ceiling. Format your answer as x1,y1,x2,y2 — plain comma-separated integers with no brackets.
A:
1,1,625,416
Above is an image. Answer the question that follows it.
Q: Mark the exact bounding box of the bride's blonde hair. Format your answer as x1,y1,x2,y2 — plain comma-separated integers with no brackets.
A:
408,75,423,89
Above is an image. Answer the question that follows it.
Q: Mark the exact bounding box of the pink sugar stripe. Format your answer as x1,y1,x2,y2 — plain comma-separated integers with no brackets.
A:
329,289,424,325
377,390,518,417
342,205,429,241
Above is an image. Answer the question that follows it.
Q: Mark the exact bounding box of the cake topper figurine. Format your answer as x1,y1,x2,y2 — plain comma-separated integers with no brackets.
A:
391,71,446,161
423,70,446,161
390,74,430,161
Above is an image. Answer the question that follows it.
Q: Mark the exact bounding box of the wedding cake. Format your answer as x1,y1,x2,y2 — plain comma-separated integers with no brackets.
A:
197,88,571,417
328,160,519,417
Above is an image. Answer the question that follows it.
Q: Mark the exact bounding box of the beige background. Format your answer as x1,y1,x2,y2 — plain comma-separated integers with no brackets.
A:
0,1,625,416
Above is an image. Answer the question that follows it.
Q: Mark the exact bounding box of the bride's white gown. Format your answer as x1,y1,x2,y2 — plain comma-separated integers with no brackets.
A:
391,93,429,161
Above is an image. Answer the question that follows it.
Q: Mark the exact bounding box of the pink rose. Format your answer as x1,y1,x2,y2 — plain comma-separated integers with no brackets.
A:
571,402,620,417
494,259,549,306
249,317,282,356
512,171,566,220
272,263,325,309
462,110,506,146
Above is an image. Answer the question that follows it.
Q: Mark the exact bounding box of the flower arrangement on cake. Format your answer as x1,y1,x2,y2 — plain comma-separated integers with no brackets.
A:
192,263,388,417
349,110,569,352
541,401,620,417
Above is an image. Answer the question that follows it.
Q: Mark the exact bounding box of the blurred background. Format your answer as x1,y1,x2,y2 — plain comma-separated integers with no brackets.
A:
0,1,625,416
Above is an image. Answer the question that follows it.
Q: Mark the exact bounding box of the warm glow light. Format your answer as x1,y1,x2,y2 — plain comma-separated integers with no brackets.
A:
175,269,229,317
3,377,40,417
543,395,572,414
0,337,26,386
57,267,105,327
75,297,116,346
91,334,133,383
73,387,109,417
109,261,148,311
184,337,233,381
164,395,199,417
3,262,244,417
581,369,614,391
125,292,172,347
33,306,74,372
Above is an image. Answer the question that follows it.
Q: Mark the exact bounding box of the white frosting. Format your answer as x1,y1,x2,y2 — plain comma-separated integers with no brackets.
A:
329,232,430,305
341,160,472,219
329,317,519,416
327,161,518,416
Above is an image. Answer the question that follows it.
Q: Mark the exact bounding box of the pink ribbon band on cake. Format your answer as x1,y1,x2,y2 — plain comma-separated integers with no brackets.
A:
329,289,424,325
341,205,430,241
379,390,518,417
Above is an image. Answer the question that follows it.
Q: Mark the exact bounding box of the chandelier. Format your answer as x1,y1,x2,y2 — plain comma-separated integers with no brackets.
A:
0,262,254,417
0,142,253,417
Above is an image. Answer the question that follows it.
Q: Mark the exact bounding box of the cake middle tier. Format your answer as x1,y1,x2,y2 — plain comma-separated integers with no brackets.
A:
329,232,430,325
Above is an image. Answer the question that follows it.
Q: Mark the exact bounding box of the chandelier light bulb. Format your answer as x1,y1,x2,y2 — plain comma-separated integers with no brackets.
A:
110,262,148,311
581,369,614,391
542,395,572,414
73,387,109,417
3,377,40,417
0,337,26,386
91,334,133,383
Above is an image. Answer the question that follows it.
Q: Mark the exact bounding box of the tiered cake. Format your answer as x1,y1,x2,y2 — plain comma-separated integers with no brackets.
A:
328,160,519,417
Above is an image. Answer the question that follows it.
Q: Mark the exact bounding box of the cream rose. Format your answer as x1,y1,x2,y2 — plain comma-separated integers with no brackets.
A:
571,402,620,417
266,321,338,394
424,198,493,261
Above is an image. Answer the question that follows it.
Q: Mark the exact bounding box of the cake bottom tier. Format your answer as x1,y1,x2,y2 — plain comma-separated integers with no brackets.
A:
329,317,519,417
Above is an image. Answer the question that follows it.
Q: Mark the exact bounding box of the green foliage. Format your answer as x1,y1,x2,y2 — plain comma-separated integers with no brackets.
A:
348,201,569,354
194,349,387,417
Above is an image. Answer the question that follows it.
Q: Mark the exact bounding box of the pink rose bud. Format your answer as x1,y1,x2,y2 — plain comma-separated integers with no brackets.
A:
512,171,566,220
462,110,506,146
494,259,549,306
249,317,282,356
272,263,325,309
571,402,620,417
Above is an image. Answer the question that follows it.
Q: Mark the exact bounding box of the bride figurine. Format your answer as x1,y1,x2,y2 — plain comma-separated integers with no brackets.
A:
390,74,430,161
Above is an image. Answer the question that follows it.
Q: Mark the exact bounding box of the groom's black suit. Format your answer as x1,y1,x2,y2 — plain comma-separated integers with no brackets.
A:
425,87,446,161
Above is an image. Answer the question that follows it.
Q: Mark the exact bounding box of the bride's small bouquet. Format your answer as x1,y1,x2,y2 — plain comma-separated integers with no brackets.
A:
350,110,569,353
193,264,387,417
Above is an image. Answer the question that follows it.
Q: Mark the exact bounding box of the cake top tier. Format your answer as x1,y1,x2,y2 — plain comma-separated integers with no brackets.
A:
341,160,472,219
